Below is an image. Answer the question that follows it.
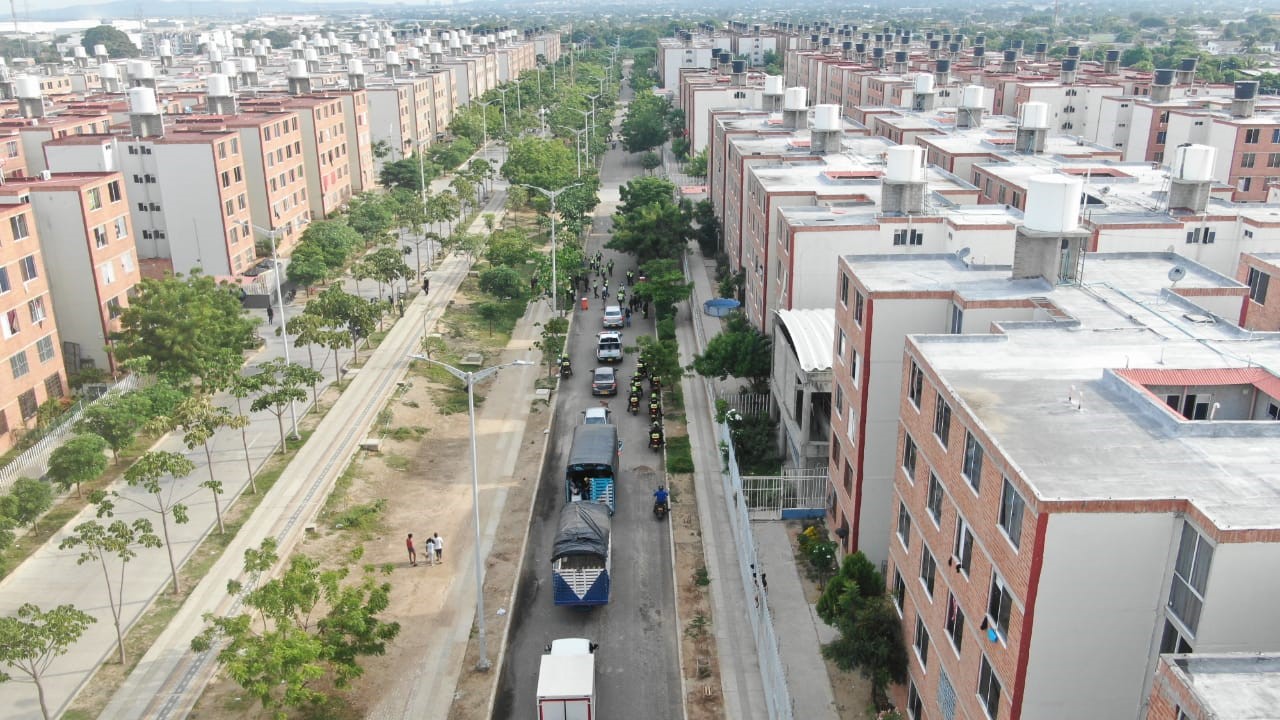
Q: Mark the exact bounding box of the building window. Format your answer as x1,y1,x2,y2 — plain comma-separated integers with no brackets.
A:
897,501,912,549
1186,227,1216,244
987,574,1013,640
927,473,944,525
840,273,849,305
1156,131,1168,144
234,166,243,183
87,187,102,210
914,613,931,668
945,592,965,655
950,303,964,334
1247,267,1270,304
0,267,10,293
893,228,923,246
907,681,924,720
93,225,109,248
836,328,845,360
1161,618,1195,655
1242,153,1257,169
120,251,133,274
999,478,1025,550
36,335,54,362
854,291,864,325
933,396,951,448
892,568,905,613
1245,128,1261,144
962,432,984,492
114,216,128,240
953,518,974,574
903,435,917,480
17,388,36,419
832,435,841,463
43,372,61,398
27,297,45,325
978,654,1002,719
106,297,122,318
3,308,18,337
10,349,28,378
107,180,122,202
843,462,853,495
1169,523,1213,635
221,170,231,188
19,255,37,282
908,361,924,408
100,261,115,284
920,545,937,597
10,214,29,241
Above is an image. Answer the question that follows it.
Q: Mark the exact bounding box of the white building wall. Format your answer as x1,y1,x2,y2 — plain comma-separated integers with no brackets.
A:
691,88,757,152
28,192,100,364
44,140,115,173
1196,542,1280,652
156,143,228,275
366,88,403,169
1209,121,1240,184
1127,104,1157,162
1021,512,1177,718
19,130,52,174
664,47,714,90
297,110,323,220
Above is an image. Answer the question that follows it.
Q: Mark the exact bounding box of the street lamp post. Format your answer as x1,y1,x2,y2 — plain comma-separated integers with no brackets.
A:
521,183,582,316
587,93,600,151
513,77,522,115
477,99,497,164
495,87,511,134
406,354,533,672
251,223,299,440
556,125,587,177
574,108,594,166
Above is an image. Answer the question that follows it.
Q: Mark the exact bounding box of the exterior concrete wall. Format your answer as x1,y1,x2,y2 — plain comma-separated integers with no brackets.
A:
1196,542,1280,653
157,143,230,275
1022,512,1177,718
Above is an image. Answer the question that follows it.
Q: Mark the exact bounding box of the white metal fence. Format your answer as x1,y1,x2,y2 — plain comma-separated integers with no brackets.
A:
742,467,829,520
0,374,139,493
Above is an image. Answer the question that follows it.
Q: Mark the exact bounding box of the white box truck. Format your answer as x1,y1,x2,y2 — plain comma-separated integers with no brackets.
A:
536,638,596,719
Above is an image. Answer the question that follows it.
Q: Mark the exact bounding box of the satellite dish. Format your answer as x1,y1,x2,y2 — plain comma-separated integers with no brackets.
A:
956,247,971,260
1168,266,1187,285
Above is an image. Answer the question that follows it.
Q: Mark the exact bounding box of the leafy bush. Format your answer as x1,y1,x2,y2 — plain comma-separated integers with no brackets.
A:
665,435,694,474
657,318,676,341
812,549,907,698
796,524,839,580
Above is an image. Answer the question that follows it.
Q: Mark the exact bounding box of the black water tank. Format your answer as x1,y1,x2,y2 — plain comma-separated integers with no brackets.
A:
1004,50,1018,62
1236,80,1259,100
1061,59,1078,71
1180,57,1198,71
1106,50,1120,62
1153,69,1176,85
895,50,908,62
1067,45,1080,57
935,59,951,73
732,60,746,74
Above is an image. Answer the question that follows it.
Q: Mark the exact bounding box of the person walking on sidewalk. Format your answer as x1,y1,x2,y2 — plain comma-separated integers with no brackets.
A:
592,281,599,298
406,533,417,567
266,304,275,324
433,533,444,563
422,277,430,296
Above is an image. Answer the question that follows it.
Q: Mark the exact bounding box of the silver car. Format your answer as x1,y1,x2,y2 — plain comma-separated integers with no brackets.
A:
602,305,625,328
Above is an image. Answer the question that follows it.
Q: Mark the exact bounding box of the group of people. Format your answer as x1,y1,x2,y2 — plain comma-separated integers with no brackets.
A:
405,532,445,567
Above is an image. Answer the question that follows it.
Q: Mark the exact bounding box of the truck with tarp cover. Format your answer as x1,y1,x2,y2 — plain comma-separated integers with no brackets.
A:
565,424,617,513
551,502,612,606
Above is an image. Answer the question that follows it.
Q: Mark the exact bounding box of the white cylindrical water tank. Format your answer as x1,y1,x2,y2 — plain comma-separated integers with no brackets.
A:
449,38,462,50
233,38,244,49
304,48,319,62
885,145,925,182
338,42,352,55
962,84,984,108
349,59,364,75
14,76,40,100
413,37,426,48
287,59,308,78
207,73,231,97
131,61,155,79
128,87,158,114
241,57,258,73
386,50,401,65
98,62,118,79
783,86,807,111
220,60,237,77
813,104,840,131
1020,101,1049,129
73,46,87,58
1024,175,1083,233
406,48,421,61
914,73,934,94
1172,144,1216,182
290,40,303,50
209,46,223,63
95,44,109,56
764,75,783,94
429,42,443,54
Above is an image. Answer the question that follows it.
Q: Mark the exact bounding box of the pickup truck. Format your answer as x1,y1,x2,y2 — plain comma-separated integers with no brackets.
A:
595,331,622,363
536,638,596,720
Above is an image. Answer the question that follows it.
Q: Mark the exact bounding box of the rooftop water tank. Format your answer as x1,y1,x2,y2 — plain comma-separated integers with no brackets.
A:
1023,175,1083,233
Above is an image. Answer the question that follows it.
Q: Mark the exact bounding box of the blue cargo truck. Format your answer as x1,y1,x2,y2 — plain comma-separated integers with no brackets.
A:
551,502,612,606
565,424,617,513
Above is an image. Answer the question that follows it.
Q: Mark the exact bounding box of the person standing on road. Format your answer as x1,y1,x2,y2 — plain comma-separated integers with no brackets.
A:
607,259,614,277
422,277,430,296
433,533,444,563
266,304,275,324
423,535,436,566
592,281,599,298
406,533,417,567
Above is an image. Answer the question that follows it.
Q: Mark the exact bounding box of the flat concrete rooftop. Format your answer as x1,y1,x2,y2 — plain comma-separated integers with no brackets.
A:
1168,653,1280,719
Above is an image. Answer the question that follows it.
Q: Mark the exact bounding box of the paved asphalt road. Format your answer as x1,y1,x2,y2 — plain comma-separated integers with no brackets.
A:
494,86,684,719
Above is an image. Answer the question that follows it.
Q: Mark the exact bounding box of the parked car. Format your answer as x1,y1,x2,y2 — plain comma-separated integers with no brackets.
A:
583,407,611,425
591,367,618,396
602,305,625,329
596,331,623,363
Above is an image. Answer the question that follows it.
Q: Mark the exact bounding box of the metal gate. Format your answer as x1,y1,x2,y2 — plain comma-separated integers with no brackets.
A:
741,467,828,520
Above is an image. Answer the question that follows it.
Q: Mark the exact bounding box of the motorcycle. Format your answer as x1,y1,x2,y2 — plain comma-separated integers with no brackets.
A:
635,359,648,379
650,375,662,393
559,358,573,378
628,393,640,414
649,430,665,450
649,400,662,420
653,487,669,518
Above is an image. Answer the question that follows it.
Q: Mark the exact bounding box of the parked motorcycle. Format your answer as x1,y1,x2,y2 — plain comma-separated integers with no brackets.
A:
628,393,640,414
649,399,662,420
649,430,665,450
635,359,648,379
559,357,573,378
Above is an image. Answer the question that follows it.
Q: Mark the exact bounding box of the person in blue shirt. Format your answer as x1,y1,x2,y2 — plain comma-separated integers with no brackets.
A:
654,486,670,512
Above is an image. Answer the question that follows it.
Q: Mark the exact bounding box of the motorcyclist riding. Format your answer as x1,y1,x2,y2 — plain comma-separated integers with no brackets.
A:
649,397,662,419
559,355,572,377
654,485,670,514
628,392,640,413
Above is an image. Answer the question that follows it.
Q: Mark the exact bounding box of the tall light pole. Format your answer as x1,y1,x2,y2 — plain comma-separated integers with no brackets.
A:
407,354,533,672
556,125,587,177
495,87,511,134
521,182,582,316
513,77,522,115
587,93,600,151
251,223,299,440
574,108,594,166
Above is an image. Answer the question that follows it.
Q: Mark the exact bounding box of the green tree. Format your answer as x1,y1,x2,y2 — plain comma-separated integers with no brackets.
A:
304,285,379,369
692,312,772,392
152,396,248,534
118,451,197,594
692,198,721,256
379,154,437,191
46,433,109,497
618,177,676,215
81,25,138,58
636,335,681,385
358,247,413,301
633,258,692,319
111,271,258,387
73,391,151,463
59,516,161,664
300,220,360,271
534,317,569,371
501,136,581,190
621,91,671,153
345,193,396,246
478,266,525,299
191,539,401,718
484,230,534,267
284,314,328,402
0,603,96,720
640,151,662,173
474,302,507,336
686,149,708,179
608,200,693,264
0,478,53,533
251,359,322,453
229,375,264,493
286,244,329,293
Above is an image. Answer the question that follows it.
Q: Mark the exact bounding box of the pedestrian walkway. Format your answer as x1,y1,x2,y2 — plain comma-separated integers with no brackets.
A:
678,240,838,720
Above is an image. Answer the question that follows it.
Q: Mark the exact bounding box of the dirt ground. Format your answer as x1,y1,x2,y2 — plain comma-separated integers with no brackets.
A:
785,522,876,719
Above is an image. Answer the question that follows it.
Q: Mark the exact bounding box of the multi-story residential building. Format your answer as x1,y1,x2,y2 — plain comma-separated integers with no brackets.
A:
0,202,65,453
243,93,356,219
658,34,719,90
1235,251,1280,331
1146,653,1280,719
0,172,139,372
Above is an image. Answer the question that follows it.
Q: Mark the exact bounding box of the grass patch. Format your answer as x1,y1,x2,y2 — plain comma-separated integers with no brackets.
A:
666,435,694,474
383,454,412,472
328,499,388,533
383,425,428,441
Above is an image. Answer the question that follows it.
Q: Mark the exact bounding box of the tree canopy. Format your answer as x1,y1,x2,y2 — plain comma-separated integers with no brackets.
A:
621,91,671,154
607,196,693,263
0,603,96,720
81,26,138,59
692,312,772,392
111,271,258,387
501,136,580,191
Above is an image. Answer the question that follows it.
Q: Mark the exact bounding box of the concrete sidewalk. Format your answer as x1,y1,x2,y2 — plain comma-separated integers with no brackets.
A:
679,242,838,719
